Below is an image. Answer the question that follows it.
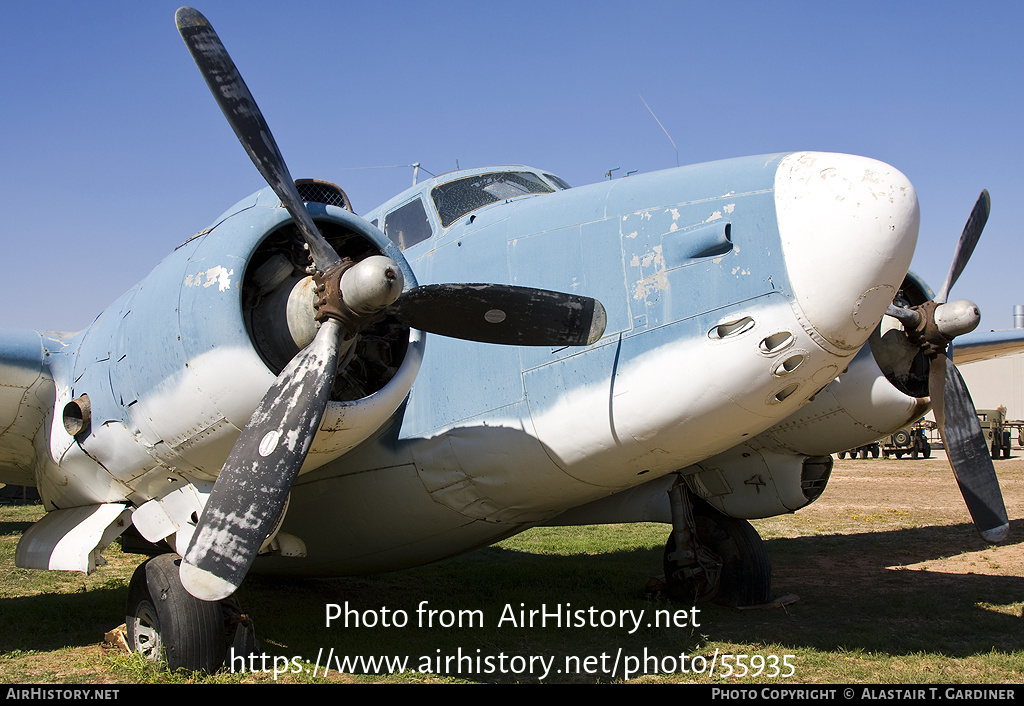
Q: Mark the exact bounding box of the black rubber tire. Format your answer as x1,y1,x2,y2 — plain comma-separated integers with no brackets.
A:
922,441,931,459
126,554,226,673
664,503,772,607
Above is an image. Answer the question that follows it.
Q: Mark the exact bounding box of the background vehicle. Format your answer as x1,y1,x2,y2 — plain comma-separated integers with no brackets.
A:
977,408,1012,459
837,443,880,459
882,422,933,459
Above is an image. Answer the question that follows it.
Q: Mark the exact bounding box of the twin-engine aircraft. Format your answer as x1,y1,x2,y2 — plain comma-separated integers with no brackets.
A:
3,7,1019,671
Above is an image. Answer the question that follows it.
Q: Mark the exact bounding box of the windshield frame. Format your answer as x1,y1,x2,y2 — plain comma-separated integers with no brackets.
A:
430,171,555,228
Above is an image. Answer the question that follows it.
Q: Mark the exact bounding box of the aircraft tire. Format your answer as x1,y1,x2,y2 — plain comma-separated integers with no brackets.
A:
126,553,226,673
664,502,772,607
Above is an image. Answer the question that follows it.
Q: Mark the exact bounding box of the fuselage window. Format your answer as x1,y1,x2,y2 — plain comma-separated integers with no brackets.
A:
383,198,432,250
431,171,554,228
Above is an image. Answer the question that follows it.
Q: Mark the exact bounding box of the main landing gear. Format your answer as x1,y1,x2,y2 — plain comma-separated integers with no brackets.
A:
663,479,773,607
126,553,258,672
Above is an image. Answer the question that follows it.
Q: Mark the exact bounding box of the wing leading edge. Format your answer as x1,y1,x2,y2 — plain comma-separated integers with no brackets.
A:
951,329,1024,365
0,329,55,486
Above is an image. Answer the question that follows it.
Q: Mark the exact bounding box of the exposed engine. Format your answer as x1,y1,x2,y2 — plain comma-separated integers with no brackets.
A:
242,204,411,402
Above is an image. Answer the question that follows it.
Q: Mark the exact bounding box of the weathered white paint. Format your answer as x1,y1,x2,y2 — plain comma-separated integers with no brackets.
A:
775,152,919,350
184,265,234,291
15,504,131,573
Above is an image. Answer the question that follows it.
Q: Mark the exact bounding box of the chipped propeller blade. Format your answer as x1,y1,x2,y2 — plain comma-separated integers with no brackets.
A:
180,320,344,601
175,6,340,271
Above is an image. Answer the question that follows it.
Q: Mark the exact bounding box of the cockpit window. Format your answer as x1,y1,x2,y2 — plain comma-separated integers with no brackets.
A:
384,197,432,250
544,173,572,190
431,171,554,228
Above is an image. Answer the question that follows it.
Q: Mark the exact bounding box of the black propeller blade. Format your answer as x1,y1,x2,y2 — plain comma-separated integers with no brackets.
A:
391,283,607,347
174,7,607,600
930,351,1009,542
935,190,990,305
892,191,1008,543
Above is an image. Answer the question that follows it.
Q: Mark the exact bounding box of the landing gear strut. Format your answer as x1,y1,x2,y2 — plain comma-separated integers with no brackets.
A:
664,479,773,606
126,553,258,672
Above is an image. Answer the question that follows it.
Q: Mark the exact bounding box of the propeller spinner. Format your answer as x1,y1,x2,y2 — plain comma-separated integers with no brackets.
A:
175,7,606,600
887,190,1009,544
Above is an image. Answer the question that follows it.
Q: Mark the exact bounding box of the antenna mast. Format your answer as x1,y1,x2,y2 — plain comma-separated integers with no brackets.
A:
640,94,679,167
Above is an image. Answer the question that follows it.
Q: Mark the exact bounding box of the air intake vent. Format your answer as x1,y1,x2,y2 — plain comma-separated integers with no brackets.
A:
800,455,833,502
295,179,352,211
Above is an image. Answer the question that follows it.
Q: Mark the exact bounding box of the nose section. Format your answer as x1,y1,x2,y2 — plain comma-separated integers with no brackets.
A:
775,151,919,350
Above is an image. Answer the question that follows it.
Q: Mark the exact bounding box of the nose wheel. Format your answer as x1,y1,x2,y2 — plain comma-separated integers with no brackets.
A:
126,553,257,672
664,480,773,607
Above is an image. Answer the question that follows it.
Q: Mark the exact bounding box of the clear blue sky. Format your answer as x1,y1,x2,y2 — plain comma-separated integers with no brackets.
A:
3,1,1022,333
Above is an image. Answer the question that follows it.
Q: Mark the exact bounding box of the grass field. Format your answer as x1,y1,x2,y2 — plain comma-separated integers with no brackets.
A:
1,451,1022,684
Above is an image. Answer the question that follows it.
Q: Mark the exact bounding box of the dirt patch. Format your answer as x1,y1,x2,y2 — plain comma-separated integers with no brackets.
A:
755,449,1024,596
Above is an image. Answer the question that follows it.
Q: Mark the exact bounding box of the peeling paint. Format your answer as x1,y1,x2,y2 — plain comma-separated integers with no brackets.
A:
185,266,234,291
632,245,668,300
640,245,663,269
632,271,669,300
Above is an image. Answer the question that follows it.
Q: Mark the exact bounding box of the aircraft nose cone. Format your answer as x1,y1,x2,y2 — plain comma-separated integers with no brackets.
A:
775,152,919,350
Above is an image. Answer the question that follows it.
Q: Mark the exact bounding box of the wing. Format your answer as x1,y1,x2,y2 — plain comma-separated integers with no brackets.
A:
951,328,1024,365
0,330,55,486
